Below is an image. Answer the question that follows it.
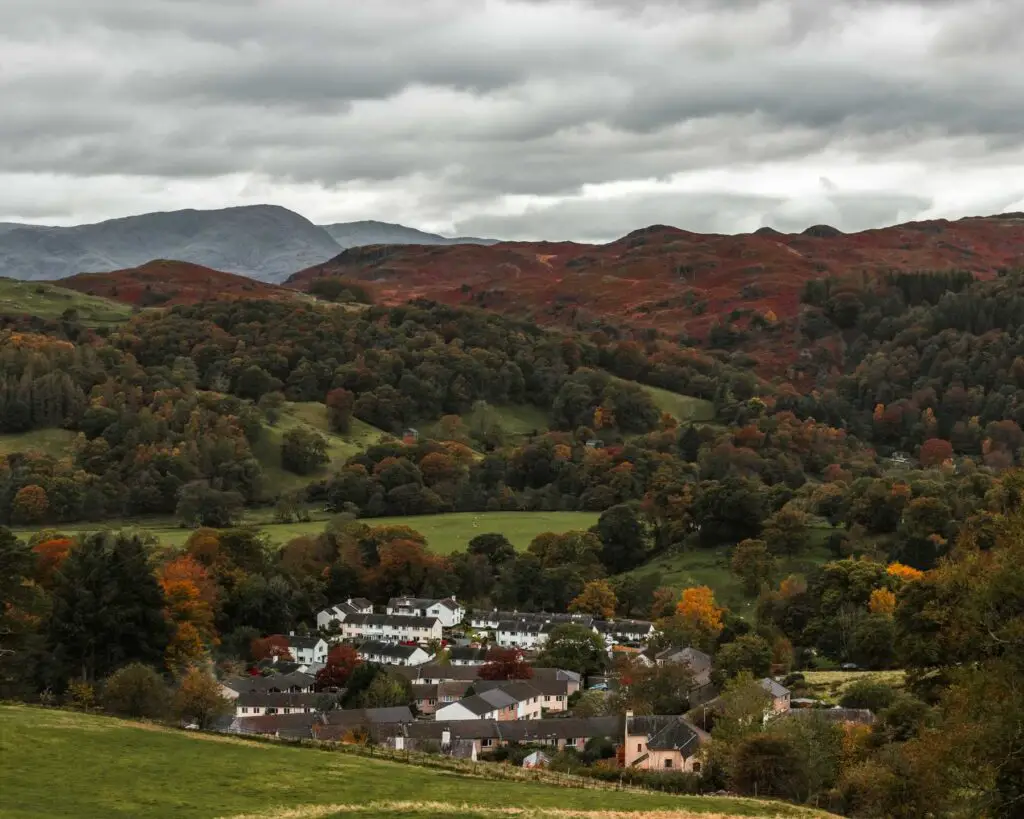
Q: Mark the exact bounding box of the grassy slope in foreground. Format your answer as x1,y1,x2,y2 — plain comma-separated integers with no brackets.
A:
13,510,600,552
0,706,827,819
0,277,134,325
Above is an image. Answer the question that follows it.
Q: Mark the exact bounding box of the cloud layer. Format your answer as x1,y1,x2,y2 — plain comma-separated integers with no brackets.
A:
3,0,1023,240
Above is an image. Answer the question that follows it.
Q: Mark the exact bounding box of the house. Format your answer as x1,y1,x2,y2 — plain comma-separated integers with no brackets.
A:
648,646,713,686
312,706,416,741
434,681,545,722
220,671,316,701
760,678,792,713
288,634,328,666
523,750,551,768
387,596,465,628
594,619,656,647
337,613,443,644
624,712,707,772
316,598,374,631
231,712,321,740
469,610,594,634
473,678,572,714
357,640,433,667
234,692,322,717
412,683,439,715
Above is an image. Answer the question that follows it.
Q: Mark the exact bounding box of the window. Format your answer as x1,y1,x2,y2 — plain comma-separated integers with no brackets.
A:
566,737,575,745
482,739,494,748
664,759,673,769
692,762,702,773
637,743,643,752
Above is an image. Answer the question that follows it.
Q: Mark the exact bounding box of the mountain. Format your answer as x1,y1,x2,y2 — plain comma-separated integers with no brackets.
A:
319,219,498,249
60,260,302,307
0,205,341,283
289,213,1024,375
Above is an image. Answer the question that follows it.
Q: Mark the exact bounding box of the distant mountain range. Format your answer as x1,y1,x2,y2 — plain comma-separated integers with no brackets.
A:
0,206,500,283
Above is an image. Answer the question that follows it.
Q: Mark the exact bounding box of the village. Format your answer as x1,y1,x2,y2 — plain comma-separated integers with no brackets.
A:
218,595,877,771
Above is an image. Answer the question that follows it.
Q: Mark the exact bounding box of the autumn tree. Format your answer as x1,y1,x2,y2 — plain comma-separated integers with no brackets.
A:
675,585,724,642
160,555,218,673
173,667,231,728
31,536,74,588
762,504,810,556
731,539,775,597
612,658,695,715
101,663,169,719
869,588,896,617
12,485,48,524
569,580,618,619
478,648,533,681
326,388,355,433
919,438,954,468
316,644,360,690
250,634,293,663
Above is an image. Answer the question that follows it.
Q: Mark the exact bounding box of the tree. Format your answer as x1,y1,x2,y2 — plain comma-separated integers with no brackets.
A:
712,672,772,746
326,388,355,433
762,504,810,556
716,634,773,680
869,587,896,617
594,503,651,574
536,623,607,677
569,580,618,619
359,670,412,708
101,663,169,719
478,648,533,681
731,732,804,799
11,485,48,524
281,428,329,475
46,532,170,687
467,533,516,570
840,679,898,712
614,659,695,715
919,437,954,468
0,528,44,697
572,690,609,718
250,634,293,663
731,539,775,597
31,536,74,588
173,667,231,728
257,391,287,425
675,586,724,643
175,482,244,528
316,644,361,691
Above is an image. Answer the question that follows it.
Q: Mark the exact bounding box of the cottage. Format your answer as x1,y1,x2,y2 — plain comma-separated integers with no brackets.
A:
434,680,546,722
387,596,465,628
357,640,433,667
288,634,328,666
316,598,374,631
220,671,316,701
647,646,713,686
447,646,491,666
473,677,572,714
594,619,656,647
624,712,707,772
232,712,320,739
234,691,322,717
338,613,443,644
759,678,792,713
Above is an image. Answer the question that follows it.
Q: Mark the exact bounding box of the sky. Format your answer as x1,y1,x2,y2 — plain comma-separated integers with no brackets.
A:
3,0,1023,242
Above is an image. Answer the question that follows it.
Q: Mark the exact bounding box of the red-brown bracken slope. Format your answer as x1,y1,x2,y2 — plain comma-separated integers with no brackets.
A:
288,214,1024,345
61,260,300,306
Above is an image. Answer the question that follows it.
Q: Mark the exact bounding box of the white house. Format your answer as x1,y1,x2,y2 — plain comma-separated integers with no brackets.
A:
358,640,433,667
387,596,465,628
234,692,322,718
339,613,443,644
289,634,328,666
434,682,544,722
316,598,374,631
495,620,563,650
594,619,657,647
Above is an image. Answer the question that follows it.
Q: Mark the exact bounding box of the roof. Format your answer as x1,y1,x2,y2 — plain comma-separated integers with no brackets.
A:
414,664,481,681
233,713,320,738
350,598,373,610
323,706,415,726
221,671,315,693
656,646,712,672
344,613,440,629
412,683,438,700
288,634,324,651
497,716,621,743
358,640,423,659
439,680,473,699
626,715,703,756
448,646,489,662
235,692,323,709
594,619,655,634
760,678,791,698
531,668,581,684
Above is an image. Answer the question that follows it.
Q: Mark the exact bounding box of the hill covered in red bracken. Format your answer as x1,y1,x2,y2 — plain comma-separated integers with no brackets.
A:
287,213,1024,374
61,260,302,307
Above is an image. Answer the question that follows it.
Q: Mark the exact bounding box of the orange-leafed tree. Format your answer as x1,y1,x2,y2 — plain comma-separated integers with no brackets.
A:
32,536,74,587
316,644,361,690
159,555,219,672
569,579,618,619
478,648,533,681
251,634,293,663
869,588,897,617
887,562,925,582
919,438,954,468
675,586,724,639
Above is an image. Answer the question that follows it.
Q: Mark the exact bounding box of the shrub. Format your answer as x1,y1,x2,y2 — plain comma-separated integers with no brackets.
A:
101,663,169,719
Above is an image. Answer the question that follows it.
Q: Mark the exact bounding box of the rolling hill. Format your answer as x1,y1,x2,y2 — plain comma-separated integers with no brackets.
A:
0,205,340,283
60,260,302,307
0,705,829,818
288,213,1024,373
0,277,134,325
320,220,499,249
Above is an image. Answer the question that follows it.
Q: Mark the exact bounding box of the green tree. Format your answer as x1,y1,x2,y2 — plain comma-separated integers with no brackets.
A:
175,482,244,528
715,634,773,680
536,623,607,677
762,504,810,556
359,670,412,709
840,679,898,712
467,533,516,569
46,532,170,688
0,528,45,697
730,539,776,597
594,503,651,574
281,427,329,475
101,663,169,719
257,391,287,425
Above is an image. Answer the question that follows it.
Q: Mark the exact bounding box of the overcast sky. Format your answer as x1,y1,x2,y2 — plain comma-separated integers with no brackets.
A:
3,0,1023,241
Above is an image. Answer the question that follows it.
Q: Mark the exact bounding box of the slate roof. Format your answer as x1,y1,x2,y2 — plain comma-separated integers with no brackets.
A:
233,713,320,739
626,715,703,756
221,671,315,693
760,678,791,698
289,634,324,651
344,613,440,628
448,646,489,663
323,706,415,726
412,683,439,701
358,640,423,659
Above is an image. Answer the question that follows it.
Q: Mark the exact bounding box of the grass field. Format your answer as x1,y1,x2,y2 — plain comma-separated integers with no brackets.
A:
13,511,600,553
253,401,387,493
0,277,134,325
0,427,78,459
604,376,716,424
622,529,835,614
799,670,906,704
0,706,827,819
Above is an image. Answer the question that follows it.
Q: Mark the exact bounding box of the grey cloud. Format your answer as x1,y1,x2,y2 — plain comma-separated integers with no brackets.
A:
0,0,1020,234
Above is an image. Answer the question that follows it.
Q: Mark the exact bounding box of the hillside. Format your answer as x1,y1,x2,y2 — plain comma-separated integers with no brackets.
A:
0,277,133,325
0,706,825,818
60,260,302,307
0,205,340,282
321,220,499,249
289,214,1024,372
